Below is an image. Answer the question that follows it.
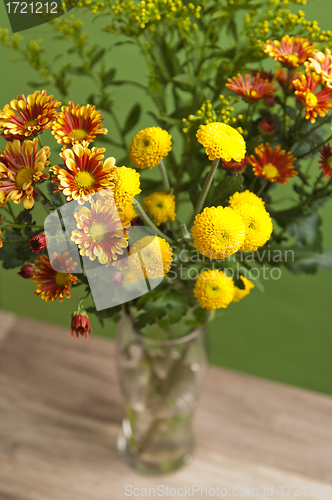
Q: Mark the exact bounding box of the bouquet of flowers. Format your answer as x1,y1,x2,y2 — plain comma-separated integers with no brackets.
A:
2,0,332,474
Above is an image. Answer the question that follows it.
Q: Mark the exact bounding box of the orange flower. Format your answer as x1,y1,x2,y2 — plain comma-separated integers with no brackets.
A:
32,253,78,303
51,101,108,148
293,72,332,123
0,138,50,209
264,36,315,68
221,157,248,173
249,143,298,184
275,67,297,92
71,198,130,265
305,48,332,89
226,73,277,102
0,90,61,139
318,144,332,179
50,143,116,204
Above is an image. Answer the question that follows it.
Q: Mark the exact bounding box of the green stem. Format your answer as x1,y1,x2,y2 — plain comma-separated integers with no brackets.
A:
132,199,174,244
257,179,269,197
158,160,171,193
188,158,220,228
296,134,332,159
5,203,17,223
38,135,45,148
34,186,57,211
1,223,44,229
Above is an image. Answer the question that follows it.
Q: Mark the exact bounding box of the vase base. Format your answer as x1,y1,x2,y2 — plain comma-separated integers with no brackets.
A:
117,433,194,475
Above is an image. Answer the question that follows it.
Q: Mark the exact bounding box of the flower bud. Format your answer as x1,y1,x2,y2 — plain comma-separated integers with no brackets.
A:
29,233,47,254
18,264,35,279
71,311,92,339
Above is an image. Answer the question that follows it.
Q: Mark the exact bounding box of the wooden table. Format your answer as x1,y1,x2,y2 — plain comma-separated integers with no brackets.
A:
0,310,331,500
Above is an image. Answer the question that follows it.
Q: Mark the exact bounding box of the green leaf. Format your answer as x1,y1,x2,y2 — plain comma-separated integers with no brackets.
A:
270,245,332,275
46,183,65,208
90,48,106,67
66,66,90,76
276,212,322,250
122,104,141,136
207,175,243,207
172,74,204,88
135,289,191,330
102,68,116,87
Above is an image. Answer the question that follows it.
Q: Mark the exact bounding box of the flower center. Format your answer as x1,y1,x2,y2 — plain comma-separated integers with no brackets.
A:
287,53,299,66
15,167,33,188
25,119,37,129
206,282,221,299
90,222,107,242
262,163,279,179
306,92,318,107
327,156,332,169
70,128,88,141
74,171,94,189
55,272,69,286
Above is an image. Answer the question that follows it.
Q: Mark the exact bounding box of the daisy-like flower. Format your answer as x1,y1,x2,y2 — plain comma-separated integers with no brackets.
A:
50,143,117,204
192,206,245,260
293,72,332,123
305,48,332,89
129,235,173,279
318,144,332,178
143,192,176,226
29,233,47,254
0,138,50,209
51,101,108,147
221,157,248,173
196,122,246,162
129,127,172,170
229,190,265,210
264,36,315,68
0,90,61,139
249,143,298,184
112,166,141,208
275,67,297,92
194,269,235,311
226,73,278,102
232,204,273,252
233,276,255,302
32,253,77,303
71,311,92,339
71,198,130,266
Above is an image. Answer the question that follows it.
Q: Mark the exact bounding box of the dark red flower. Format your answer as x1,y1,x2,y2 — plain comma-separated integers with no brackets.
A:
222,157,248,173
251,69,274,82
18,264,35,279
71,312,92,339
258,117,276,135
264,96,276,107
29,233,47,254
130,216,143,226
319,144,332,178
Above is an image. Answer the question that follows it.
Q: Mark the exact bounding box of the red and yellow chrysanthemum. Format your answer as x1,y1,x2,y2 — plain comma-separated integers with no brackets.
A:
264,36,315,68
32,253,78,303
71,198,130,265
0,138,50,209
226,73,278,102
293,72,332,123
305,48,332,89
0,91,61,139
51,101,108,148
50,144,117,204
249,143,298,184
318,144,332,179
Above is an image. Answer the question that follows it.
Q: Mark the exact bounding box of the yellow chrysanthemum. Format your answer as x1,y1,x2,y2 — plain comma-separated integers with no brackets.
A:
129,235,173,279
194,269,235,311
123,201,138,222
233,276,255,302
112,166,141,208
143,192,176,226
229,190,265,210
192,206,245,260
196,122,246,162
129,127,172,169
232,204,273,252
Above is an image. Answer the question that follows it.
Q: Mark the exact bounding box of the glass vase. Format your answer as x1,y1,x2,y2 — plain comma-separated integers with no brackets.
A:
116,311,208,475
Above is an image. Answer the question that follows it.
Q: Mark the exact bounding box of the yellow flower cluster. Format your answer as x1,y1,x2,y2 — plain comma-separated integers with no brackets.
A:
112,166,141,208
192,191,272,259
182,97,242,135
196,122,246,162
143,192,176,226
129,127,172,169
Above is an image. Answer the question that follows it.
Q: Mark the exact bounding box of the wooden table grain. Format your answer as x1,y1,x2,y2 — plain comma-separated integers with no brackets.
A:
0,310,331,500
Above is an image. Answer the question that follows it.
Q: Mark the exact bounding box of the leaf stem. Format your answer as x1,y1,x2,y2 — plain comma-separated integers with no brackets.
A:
257,179,269,197
188,157,220,228
34,186,57,211
132,199,174,244
158,160,171,193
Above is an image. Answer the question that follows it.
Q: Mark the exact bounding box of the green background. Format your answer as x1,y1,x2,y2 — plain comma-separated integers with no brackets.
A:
0,0,332,395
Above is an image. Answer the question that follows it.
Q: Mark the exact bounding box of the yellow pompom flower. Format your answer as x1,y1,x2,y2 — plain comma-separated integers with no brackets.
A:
123,201,138,222
129,127,172,169
129,235,173,279
233,276,255,302
192,206,246,259
143,192,176,226
232,204,273,252
196,122,246,162
194,269,235,311
112,166,141,208
229,190,265,210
